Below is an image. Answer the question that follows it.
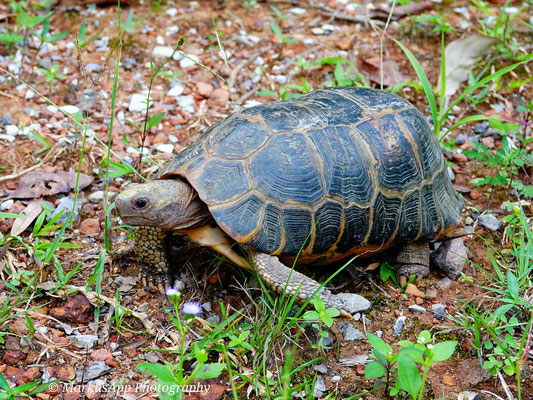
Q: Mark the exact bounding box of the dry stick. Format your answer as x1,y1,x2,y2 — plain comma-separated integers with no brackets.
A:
0,146,58,182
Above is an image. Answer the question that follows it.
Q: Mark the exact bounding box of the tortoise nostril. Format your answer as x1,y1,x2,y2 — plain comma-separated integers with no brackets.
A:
133,198,149,210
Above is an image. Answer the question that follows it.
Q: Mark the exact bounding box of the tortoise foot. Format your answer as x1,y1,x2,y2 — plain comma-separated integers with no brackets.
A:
139,264,171,295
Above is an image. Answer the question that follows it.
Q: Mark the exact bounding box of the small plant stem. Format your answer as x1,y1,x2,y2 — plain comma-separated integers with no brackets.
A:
417,365,430,400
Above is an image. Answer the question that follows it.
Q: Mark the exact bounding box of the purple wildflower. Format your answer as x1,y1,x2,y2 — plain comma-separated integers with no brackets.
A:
181,301,202,316
165,286,180,297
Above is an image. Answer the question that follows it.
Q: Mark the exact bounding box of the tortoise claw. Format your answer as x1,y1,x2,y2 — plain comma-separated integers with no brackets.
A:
399,275,407,288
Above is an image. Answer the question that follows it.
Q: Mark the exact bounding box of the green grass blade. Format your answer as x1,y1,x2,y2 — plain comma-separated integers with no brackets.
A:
392,37,439,135
439,115,502,142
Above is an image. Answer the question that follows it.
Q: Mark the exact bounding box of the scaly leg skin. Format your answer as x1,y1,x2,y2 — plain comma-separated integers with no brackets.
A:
249,251,370,318
395,241,430,287
134,226,171,293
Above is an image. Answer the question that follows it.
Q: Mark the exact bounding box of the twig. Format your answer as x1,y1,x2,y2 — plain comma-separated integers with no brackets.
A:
497,370,516,400
0,146,57,182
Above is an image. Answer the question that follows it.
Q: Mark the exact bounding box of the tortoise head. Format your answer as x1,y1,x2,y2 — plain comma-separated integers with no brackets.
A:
115,179,209,231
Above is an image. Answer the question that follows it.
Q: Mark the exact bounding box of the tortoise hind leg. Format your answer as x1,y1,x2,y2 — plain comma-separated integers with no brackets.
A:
134,226,172,293
395,241,430,286
249,251,370,318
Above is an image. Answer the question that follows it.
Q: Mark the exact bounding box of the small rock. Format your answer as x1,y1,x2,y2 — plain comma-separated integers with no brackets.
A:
321,24,337,32
5,125,19,136
165,7,178,16
312,28,325,35
3,350,25,364
25,89,35,100
152,46,179,59
478,213,501,231
464,216,474,225
426,288,437,299
156,144,174,154
167,82,185,97
121,58,137,70
337,321,364,341
289,7,307,14
313,364,328,374
457,391,483,400
180,54,199,69
129,94,151,112
80,218,100,235
1,114,12,125
144,352,160,363
335,293,371,314
453,152,468,163
176,96,195,113
447,166,455,181
405,283,425,298
408,305,426,314
392,316,407,335
433,238,468,279
469,189,480,200
91,349,112,361
432,304,447,320
1,199,14,210
455,134,466,145
39,57,52,69
205,315,220,324
156,35,165,45
272,74,287,84
481,136,495,148
55,365,76,381
474,121,489,135
88,191,104,204
85,63,102,73
331,375,342,382
196,82,214,97
49,197,84,226
61,105,80,115
437,277,452,290
201,302,212,312
208,88,230,107
22,366,41,382
0,134,15,142
76,362,110,383
339,355,370,366
312,376,326,398
74,334,98,349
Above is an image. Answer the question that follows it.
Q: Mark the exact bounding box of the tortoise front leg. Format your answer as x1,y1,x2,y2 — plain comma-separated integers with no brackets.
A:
395,241,430,286
249,251,370,318
134,226,172,293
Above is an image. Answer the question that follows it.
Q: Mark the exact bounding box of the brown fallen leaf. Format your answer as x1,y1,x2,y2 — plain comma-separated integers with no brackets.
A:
370,1,434,20
10,200,42,236
5,171,94,199
359,56,407,87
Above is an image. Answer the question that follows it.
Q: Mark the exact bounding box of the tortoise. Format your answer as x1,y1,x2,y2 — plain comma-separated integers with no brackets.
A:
116,87,463,315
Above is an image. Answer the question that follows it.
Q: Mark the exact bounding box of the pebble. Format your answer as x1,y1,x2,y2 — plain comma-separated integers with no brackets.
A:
289,7,307,14
166,26,179,36
74,334,98,349
168,134,178,143
39,57,52,68
392,316,407,336
201,302,212,312
156,35,165,45
458,20,471,30
1,114,12,125
176,96,195,113
313,376,326,398
453,152,468,163
408,305,426,314
126,146,150,156
405,283,424,298
145,352,160,363
432,304,447,320
86,63,103,73
455,134,466,145
271,75,288,84
331,375,342,382
129,93,151,112
474,121,490,135
156,144,174,153
1,200,14,210
25,89,35,100
322,24,337,32
80,218,100,235
337,321,364,341
335,293,371,314
454,7,470,19
481,136,495,148
311,28,325,35
117,110,125,124
61,105,80,115
208,88,230,107
447,166,455,181
152,46,179,60
5,125,19,136
167,81,185,97
478,213,501,231
438,277,452,290
205,315,220,324
313,364,328,374
121,58,137,70
165,7,178,16
49,197,84,225
75,362,110,383
433,238,468,279
196,82,214,97
180,54,200,69
0,134,15,142
339,355,370,366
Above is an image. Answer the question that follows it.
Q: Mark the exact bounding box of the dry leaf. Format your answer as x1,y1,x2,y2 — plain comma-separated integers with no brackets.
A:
437,35,499,99
370,1,434,20
10,200,42,236
6,171,94,199
359,56,407,87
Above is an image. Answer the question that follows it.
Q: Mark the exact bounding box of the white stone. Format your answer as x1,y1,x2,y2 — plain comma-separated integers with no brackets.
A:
117,110,125,124
176,96,195,113
5,125,19,136
129,94,151,112
303,38,314,45
152,46,180,60
25,89,35,100
271,75,287,84
61,105,80,115
168,134,178,143
289,7,307,15
458,20,471,30
165,7,178,17
0,200,14,210
247,35,261,44
126,146,150,155
321,24,337,32
180,54,200,69
254,57,264,66
156,144,174,153
218,50,232,60
312,28,325,35
504,7,519,14
167,82,185,97
166,26,179,36
0,134,15,142
243,100,262,108
156,35,165,45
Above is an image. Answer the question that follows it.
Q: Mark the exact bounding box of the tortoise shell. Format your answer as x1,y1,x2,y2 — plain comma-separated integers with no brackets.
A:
158,87,463,263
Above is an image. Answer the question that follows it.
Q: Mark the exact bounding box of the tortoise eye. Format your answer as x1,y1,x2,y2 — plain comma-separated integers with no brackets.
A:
133,198,149,210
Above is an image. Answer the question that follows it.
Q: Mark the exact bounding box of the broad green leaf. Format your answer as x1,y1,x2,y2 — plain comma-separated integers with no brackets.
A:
148,112,165,130
0,212,25,219
258,90,277,97
364,361,387,378
397,356,422,399
399,347,424,364
0,372,9,390
136,363,175,383
506,270,519,299
192,363,225,379
270,23,283,40
431,341,457,362
367,333,392,356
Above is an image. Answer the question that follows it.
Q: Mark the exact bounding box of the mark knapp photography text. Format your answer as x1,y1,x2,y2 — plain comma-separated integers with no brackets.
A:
49,382,211,395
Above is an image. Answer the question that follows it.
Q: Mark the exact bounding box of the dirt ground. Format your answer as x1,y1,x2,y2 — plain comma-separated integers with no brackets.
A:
0,0,532,399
